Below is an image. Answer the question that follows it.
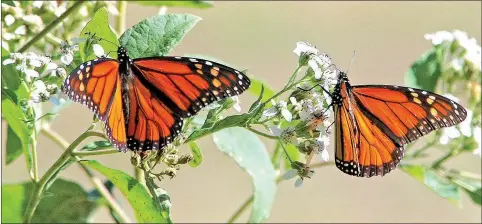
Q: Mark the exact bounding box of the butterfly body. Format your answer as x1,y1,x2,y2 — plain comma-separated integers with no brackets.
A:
332,72,467,178
62,46,250,153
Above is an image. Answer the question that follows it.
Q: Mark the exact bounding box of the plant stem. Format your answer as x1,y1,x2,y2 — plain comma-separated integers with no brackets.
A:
40,127,130,223
246,127,277,139
283,66,303,89
18,1,84,53
116,1,127,34
72,148,119,156
135,167,147,189
24,130,105,223
432,149,457,169
264,76,306,104
30,136,39,182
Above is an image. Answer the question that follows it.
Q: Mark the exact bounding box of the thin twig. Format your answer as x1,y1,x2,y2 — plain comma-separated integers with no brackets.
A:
18,1,84,53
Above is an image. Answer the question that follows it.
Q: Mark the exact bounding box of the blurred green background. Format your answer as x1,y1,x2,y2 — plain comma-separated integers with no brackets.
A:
2,1,481,222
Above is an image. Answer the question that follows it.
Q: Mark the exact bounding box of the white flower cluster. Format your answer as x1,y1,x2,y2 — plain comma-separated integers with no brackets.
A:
438,94,481,157
425,30,481,71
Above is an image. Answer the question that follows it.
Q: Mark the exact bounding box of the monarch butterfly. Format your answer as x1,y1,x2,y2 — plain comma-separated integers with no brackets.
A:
311,71,467,178
62,46,250,152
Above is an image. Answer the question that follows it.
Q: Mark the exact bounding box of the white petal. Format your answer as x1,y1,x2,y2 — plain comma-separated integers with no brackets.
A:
14,25,26,35
4,14,15,26
294,178,304,188
319,149,330,162
32,1,43,8
424,31,454,45
282,169,298,180
450,58,464,71
33,80,47,91
25,69,39,79
460,110,473,137
289,97,298,105
60,53,73,65
262,107,278,117
293,42,318,56
29,59,42,67
233,103,242,113
281,109,292,122
2,58,15,65
308,59,322,79
439,134,450,145
268,126,283,136
93,44,105,57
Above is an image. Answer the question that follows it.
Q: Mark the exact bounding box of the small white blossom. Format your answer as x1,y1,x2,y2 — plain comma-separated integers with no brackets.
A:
293,42,334,80
23,15,43,27
424,31,454,45
269,126,297,144
263,99,292,122
93,44,105,57
3,58,15,65
315,134,330,161
14,25,26,35
3,32,16,41
293,42,319,56
473,126,481,157
4,14,15,26
294,177,304,188
60,54,73,65
30,80,49,103
440,109,473,144
60,41,78,65
32,1,44,8
289,97,303,112
231,96,242,113
282,169,298,180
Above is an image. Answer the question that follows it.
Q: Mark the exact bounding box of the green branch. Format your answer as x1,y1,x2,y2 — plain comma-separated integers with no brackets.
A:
18,1,85,53
24,129,107,223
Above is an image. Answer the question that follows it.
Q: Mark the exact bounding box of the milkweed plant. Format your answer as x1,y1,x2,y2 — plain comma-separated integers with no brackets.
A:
1,1,480,223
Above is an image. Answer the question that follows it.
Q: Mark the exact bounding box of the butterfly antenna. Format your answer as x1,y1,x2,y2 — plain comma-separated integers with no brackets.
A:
345,51,357,75
84,32,119,48
297,83,332,97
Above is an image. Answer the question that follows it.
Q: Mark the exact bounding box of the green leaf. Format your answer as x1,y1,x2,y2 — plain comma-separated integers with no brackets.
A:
133,0,213,8
2,0,15,7
213,127,276,223
451,175,481,206
1,95,33,175
1,179,99,223
402,165,460,204
188,141,203,167
79,7,119,61
81,160,168,223
248,76,276,105
186,112,253,142
404,48,442,92
5,125,23,165
119,14,201,58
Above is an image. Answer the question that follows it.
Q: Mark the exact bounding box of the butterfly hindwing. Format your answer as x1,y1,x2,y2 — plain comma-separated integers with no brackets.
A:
62,58,127,151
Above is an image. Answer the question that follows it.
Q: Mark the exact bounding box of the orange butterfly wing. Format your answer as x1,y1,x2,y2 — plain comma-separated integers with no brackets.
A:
334,80,467,177
126,57,250,151
62,58,127,152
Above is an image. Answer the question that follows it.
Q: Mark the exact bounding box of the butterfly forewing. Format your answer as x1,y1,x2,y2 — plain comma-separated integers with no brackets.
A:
62,58,128,151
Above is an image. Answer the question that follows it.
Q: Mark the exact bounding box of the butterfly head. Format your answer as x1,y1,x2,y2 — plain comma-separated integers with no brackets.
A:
117,46,132,64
